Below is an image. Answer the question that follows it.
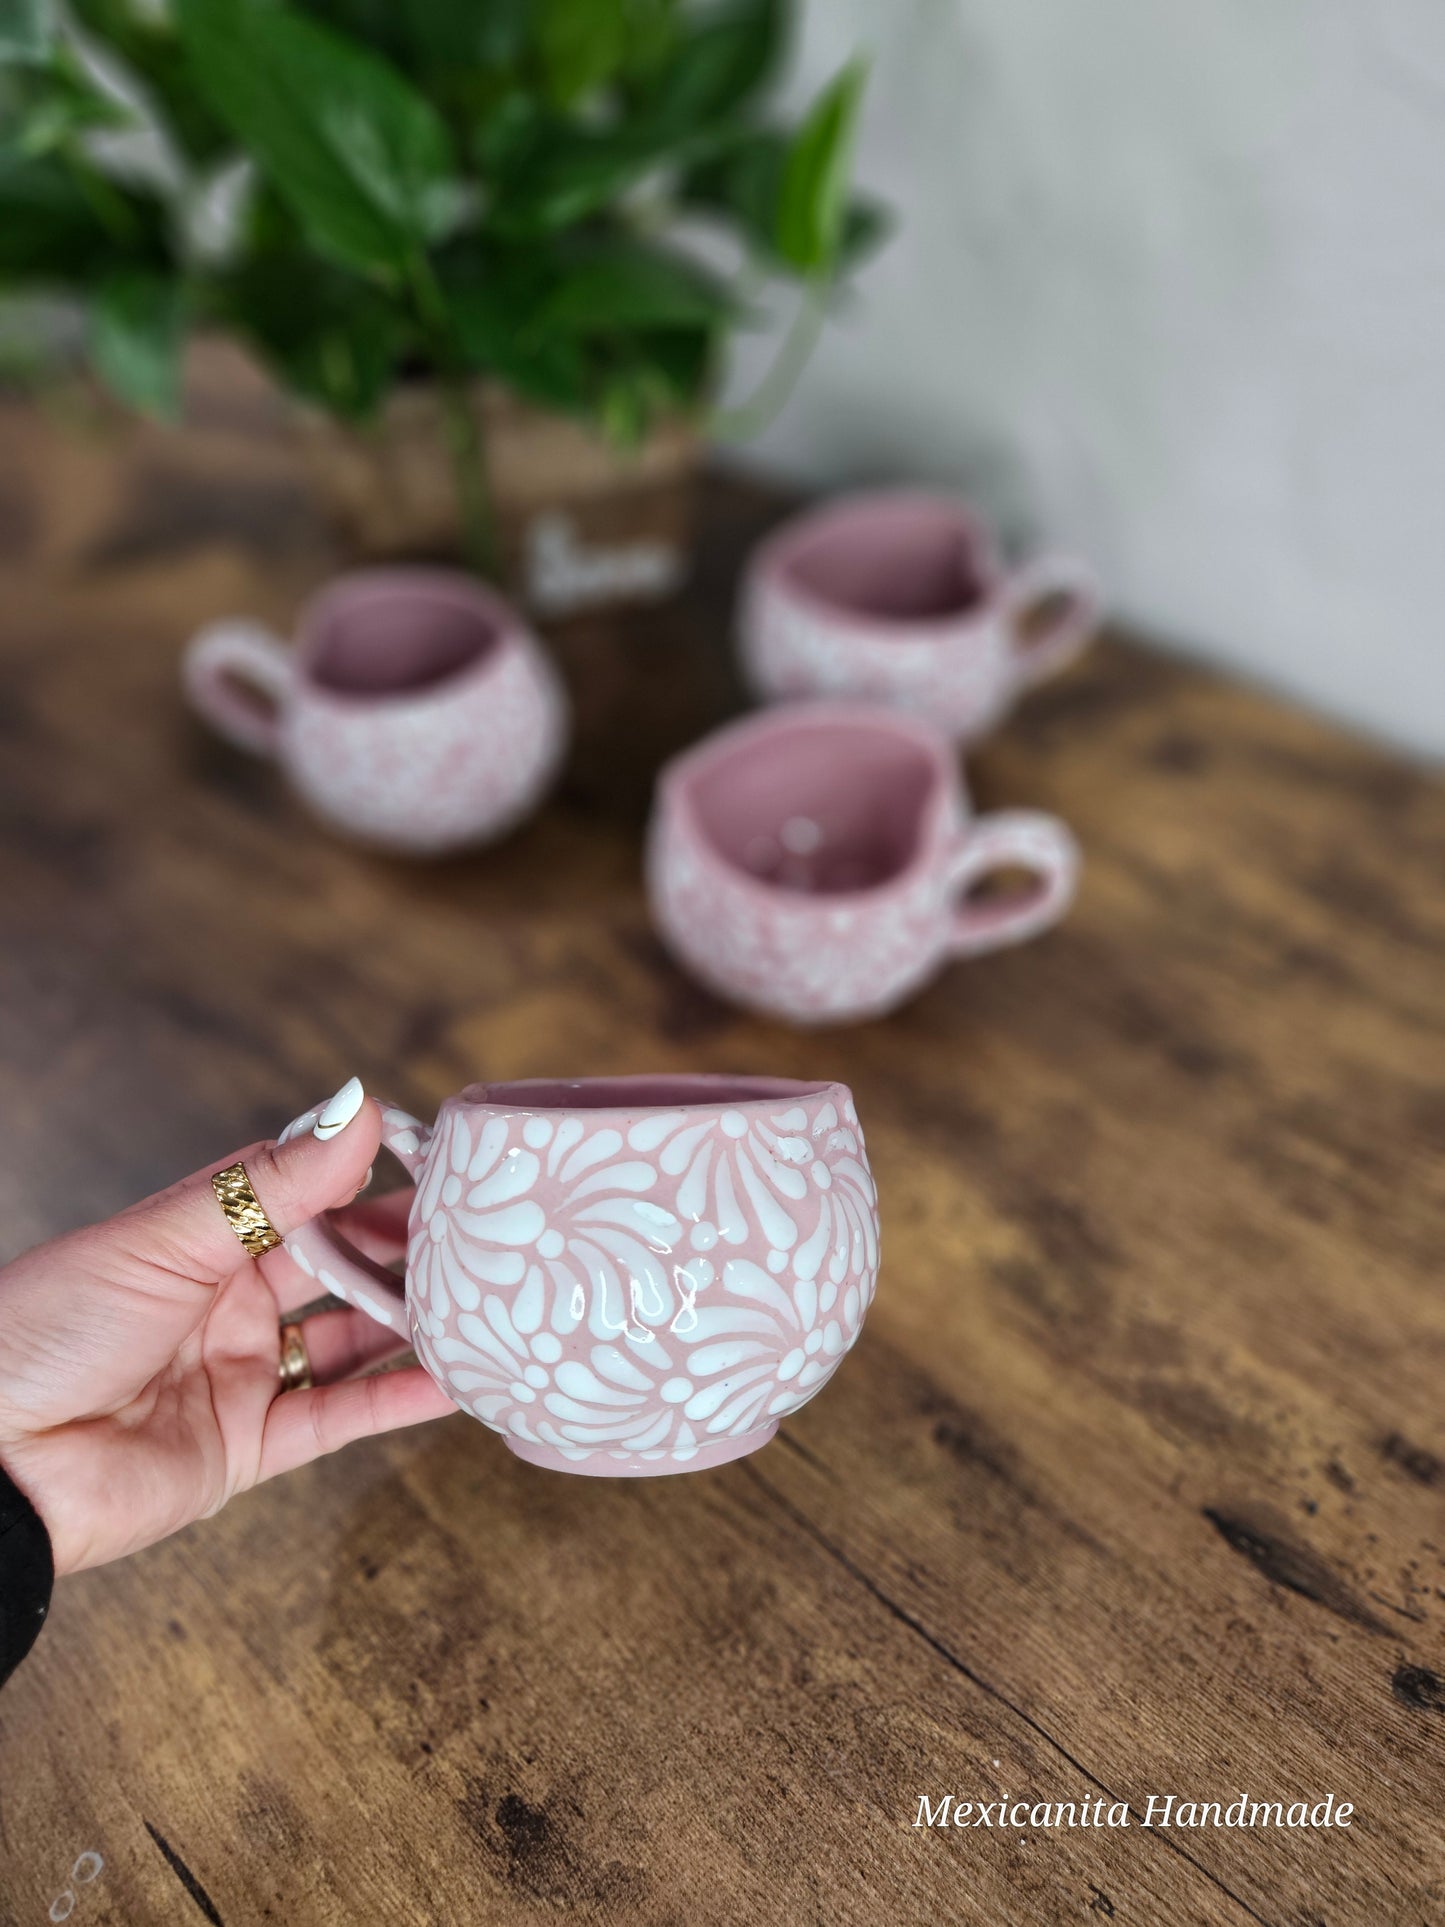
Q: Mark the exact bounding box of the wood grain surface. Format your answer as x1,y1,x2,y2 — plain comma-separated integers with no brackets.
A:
0,377,1442,1927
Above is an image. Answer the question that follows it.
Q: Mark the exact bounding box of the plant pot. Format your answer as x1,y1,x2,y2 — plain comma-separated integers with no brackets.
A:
295,381,701,616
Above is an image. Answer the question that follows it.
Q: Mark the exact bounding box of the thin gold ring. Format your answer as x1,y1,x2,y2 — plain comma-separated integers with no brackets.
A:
211,1161,282,1259
278,1324,313,1393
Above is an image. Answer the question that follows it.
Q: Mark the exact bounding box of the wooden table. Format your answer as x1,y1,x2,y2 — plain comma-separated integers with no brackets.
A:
1,390,1443,1927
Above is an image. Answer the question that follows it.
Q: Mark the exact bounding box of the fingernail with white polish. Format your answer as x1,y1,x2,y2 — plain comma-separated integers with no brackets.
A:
315,1075,365,1140
278,1106,320,1146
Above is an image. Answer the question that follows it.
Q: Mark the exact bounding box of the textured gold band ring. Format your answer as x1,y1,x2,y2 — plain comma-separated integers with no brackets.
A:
278,1324,313,1393
211,1161,282,1259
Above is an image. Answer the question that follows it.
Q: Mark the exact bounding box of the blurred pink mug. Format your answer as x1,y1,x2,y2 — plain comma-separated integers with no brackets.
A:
184,568,568,854
741,490,1101,741
648,703,1079,1025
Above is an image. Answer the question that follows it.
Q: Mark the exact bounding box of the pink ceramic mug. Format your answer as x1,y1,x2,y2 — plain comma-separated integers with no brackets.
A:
184,568,569,854
286,1074,879,1476
648,703,1079,1025
740,490,1101,741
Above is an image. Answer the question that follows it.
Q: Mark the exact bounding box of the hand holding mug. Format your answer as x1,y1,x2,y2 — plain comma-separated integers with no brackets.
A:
0,1082,450,1576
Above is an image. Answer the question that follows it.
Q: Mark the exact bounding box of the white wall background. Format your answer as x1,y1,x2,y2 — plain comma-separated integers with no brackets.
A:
726,0,1445,758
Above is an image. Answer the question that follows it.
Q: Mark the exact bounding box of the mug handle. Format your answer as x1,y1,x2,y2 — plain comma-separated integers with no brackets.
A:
1001,555,1102,694
183,620,294,756
948,811,1080,957
284,1105,434,1331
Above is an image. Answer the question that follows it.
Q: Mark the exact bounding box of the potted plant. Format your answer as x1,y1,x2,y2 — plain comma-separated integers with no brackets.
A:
0,0,887,607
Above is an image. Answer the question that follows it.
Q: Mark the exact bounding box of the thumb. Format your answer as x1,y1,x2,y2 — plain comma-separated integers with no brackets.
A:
115,1077,381,1286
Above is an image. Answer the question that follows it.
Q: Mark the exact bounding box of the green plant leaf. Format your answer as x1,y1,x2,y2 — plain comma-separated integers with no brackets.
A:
775,56,867,276
439,239,588,412
1,47,135,158
68,0,232,160
0,0,51,64
684,129,890,279
644,0,783,129
623,323,715,406
176,0,460,274
470,86,540,175
91,268,184,414
0,149,99,274
617,0,680,86
489,110,738,237
680,129,783,247
450,289,589,415
536,0,627,107
594,324,714,443
489,1,778,233
303,0,532,89
0,148,167,281
537,237,736,335
486,125,657,235
598,370,648,446
441,231,722,429
218,249,409,418
836,192,892,272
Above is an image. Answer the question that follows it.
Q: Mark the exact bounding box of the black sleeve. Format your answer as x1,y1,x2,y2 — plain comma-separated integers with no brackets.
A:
0,1462,53,1686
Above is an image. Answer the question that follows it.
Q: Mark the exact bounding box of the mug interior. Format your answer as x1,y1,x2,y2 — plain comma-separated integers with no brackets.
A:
462,1075,832,1110
781,499,991,623
688,719,936,896
308,581,502,697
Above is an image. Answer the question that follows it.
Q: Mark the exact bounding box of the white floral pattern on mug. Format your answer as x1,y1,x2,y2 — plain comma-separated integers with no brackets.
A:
406,1094,878,1465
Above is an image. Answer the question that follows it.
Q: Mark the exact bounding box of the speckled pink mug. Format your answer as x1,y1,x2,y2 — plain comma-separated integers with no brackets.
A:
741,490,1101,741
648,703,1079,1025
286,1075,879,1476
184,569,568,854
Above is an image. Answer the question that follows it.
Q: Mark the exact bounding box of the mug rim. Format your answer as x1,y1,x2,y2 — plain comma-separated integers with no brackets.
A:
749,487,1005,642
294,566,531,708
450,1073,848,1115
655,700,965,909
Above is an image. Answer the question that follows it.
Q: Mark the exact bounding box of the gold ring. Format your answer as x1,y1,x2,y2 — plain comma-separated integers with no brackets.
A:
278,1324,313,1393
211,1161,282,1259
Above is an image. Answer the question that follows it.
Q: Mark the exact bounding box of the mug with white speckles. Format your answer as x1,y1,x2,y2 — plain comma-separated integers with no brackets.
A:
648,703,1080,1026
285,1075,880,1477
183,568,568,854
741,489,1101,741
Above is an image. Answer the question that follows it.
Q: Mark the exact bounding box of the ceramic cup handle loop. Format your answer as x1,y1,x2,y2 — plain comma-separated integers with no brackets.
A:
947,811,1080,957
282,1105,433,1332
1002,555,1102,694
183,620,294,756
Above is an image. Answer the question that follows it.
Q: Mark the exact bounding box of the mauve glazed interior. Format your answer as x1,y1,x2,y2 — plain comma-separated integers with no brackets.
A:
460,1075,832,1110
689,721,936,896
310,584,502,696
781,501,990,622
